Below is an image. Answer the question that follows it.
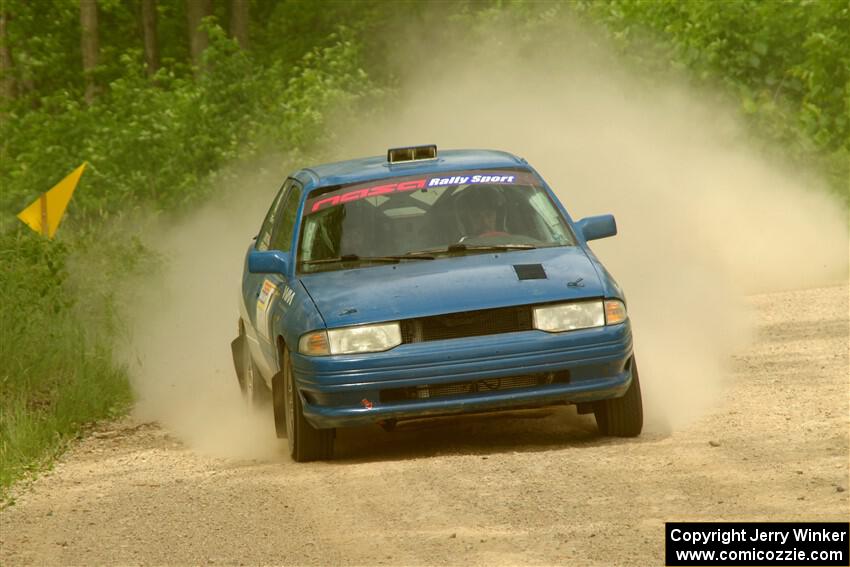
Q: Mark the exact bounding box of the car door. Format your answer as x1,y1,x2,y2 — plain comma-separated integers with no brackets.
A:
252,179,303,378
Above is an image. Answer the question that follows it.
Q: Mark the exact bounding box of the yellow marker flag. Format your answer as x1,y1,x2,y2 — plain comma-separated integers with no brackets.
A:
16,162,87,238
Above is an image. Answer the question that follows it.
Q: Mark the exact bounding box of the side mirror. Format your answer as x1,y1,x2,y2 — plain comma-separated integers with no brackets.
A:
248,249,290,274
575,214,617,241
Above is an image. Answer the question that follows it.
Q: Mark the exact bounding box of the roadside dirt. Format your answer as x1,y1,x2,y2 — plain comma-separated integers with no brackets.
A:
1,285,848,566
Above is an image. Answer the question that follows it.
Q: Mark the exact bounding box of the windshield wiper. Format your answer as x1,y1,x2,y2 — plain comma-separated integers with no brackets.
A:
409,243,537,256
300,253,435,265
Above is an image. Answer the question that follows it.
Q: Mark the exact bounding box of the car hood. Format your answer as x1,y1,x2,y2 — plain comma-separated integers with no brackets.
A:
299,247,605,328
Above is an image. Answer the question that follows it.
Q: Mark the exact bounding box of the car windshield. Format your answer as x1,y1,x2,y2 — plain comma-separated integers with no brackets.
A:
297,169,575,273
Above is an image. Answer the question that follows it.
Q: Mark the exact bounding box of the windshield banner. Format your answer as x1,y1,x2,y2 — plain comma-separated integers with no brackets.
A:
305,170,539,214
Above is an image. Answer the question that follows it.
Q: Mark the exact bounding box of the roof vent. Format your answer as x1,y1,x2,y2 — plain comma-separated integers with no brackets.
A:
514,264,547,280
388,144,437,164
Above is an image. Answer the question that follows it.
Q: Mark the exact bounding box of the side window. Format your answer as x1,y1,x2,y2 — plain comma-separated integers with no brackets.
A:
269,180,303,251
255,183,288,251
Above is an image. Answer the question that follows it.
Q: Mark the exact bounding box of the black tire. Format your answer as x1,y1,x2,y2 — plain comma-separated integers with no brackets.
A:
280,346,334,462
593,358,643,437
239,329,269,408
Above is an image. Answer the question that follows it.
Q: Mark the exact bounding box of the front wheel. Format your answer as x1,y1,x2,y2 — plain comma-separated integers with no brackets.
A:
593,358,643,437
278,346,334,462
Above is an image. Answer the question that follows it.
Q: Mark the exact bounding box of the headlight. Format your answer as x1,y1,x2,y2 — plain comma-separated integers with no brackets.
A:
298,322,402,356
533,299,627,332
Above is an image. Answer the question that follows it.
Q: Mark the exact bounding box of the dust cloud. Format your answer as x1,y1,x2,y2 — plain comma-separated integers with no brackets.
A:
121,16,848,457
337,24,848,432
119,161,289,461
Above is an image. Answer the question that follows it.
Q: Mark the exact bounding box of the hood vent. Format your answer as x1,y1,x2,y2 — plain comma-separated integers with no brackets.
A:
513,264,547,280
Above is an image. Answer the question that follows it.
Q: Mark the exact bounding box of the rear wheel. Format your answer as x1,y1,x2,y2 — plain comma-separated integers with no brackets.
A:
239,329,268,407
279,346,334,462
593,358,643,437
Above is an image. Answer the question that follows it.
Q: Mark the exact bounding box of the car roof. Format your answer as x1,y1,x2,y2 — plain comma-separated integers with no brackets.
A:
292,149,530,192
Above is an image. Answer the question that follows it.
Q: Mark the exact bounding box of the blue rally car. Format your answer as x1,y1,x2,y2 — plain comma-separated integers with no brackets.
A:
232,145,642,461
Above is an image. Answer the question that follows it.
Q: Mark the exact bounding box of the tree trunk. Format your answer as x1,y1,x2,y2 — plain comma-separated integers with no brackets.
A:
229,0,249,49
79,0,99,104
0,9,15,104
141,0,159,77
187,0,212,73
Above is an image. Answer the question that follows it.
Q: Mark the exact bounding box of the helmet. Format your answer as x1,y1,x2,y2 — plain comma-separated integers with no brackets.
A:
457,185,506,236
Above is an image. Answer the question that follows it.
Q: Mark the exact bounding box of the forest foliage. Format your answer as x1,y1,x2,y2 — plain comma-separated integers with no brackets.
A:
1,0,847,495
572,0,849,200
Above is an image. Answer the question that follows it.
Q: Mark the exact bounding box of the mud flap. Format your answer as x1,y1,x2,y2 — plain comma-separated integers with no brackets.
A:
231,335,245,386
272,370,287,438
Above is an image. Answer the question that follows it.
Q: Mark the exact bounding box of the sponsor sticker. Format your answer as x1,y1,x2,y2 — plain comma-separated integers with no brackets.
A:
427,174,516,187
310,179,426,212
256,280,278,339
281,285,295,306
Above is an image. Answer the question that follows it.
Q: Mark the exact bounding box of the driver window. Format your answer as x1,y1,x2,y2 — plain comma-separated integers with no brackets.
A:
269,180,303,251
255,184,287,251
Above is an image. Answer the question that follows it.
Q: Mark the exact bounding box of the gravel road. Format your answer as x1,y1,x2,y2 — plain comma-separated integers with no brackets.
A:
2,285,848,566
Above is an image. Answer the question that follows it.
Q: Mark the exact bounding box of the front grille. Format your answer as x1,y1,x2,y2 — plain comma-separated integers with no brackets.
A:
379,371,570,403
400,305,533,343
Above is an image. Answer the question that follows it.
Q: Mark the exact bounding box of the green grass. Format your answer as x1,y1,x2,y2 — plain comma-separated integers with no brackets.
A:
0,351,131,496
0,231,133,499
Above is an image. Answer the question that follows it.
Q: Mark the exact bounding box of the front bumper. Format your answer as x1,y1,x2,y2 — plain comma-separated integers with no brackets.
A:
292,322,633,428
